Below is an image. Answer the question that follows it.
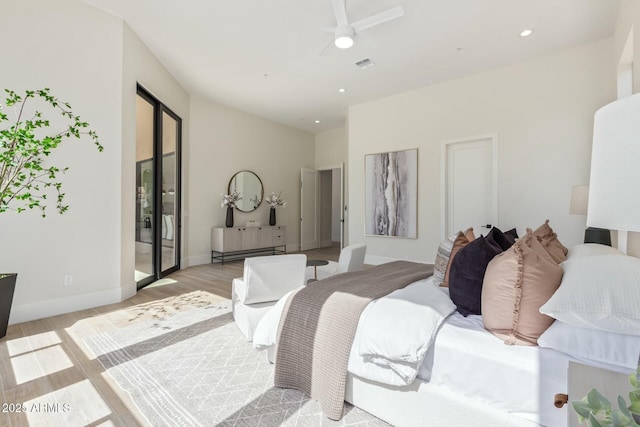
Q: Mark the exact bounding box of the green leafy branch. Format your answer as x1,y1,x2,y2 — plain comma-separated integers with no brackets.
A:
573,366,640,427
0,88,103,217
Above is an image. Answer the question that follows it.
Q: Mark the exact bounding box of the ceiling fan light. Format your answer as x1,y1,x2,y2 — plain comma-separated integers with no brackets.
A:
335,34,353,49
334,24,355,49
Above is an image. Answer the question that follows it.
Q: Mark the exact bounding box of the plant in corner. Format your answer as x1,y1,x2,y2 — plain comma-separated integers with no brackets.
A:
572,365,640,427
0,88,103,338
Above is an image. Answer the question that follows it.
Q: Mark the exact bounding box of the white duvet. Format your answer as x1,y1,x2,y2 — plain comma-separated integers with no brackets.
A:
252,277,456,386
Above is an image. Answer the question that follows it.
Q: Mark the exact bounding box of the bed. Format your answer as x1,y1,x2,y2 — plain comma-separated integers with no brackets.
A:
251,240,640,427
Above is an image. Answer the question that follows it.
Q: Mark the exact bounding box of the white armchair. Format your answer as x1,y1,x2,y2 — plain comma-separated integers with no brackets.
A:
232,254,307,341
306,243,366,282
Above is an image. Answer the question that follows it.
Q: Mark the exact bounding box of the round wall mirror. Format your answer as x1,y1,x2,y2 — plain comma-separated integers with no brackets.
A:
228,170,263,212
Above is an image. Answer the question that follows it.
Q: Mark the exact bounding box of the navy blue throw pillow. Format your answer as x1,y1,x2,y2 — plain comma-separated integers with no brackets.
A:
486,227,515,251
504,227,519,245
448,235,502,316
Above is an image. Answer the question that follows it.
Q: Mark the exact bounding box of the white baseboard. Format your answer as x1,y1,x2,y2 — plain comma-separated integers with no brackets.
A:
9,287,124,325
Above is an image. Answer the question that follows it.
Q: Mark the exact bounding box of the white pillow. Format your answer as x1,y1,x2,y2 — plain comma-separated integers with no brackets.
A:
540,254,640,335
538,321,640,370
566,243,622,261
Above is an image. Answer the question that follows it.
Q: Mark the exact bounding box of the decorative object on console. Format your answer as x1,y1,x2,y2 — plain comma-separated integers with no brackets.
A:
269,208,276,226
221,190,241,228
265,192,286,226
225,206,234,228
364,148,418,238
588,92,640,254
482,229,563,345
570,184,612,246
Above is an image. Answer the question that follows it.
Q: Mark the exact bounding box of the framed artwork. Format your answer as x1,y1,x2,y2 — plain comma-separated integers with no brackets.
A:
364,148,418,238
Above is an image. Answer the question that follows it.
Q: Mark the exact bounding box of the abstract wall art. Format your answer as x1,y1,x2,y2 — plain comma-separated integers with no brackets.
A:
364,148,417,238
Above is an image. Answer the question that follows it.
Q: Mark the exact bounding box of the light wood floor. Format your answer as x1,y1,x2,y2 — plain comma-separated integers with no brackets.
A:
0,245,340,427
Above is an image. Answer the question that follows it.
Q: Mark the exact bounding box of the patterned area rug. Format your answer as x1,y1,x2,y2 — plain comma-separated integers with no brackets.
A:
84,301,389,426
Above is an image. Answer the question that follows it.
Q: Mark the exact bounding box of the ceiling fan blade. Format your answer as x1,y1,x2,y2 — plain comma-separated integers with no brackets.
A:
318,38,335,56
331,0,349,26
351,5,404,32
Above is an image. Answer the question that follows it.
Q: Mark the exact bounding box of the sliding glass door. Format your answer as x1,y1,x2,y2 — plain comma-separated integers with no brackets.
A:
135,86,182,289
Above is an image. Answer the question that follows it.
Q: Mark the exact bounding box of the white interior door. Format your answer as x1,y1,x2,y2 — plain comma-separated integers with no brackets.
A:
442,135,498,238
339,163,345,249
300,168,319,251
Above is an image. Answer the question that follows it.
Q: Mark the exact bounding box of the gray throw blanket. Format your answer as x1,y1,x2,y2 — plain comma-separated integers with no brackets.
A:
274,260,434,420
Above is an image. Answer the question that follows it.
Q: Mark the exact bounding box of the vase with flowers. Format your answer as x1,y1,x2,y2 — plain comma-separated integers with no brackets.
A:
221,190,241,227
265,192,286,226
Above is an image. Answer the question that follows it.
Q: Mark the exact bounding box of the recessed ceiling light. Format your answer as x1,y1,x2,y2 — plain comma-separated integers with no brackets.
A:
520,29,533,37
315,120,321,124
338,88,346,93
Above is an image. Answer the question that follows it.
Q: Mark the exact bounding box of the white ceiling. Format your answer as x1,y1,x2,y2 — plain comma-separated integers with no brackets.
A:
83,0,620,133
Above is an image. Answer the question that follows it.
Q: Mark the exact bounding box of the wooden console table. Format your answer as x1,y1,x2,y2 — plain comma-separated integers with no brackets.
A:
211,226,286,265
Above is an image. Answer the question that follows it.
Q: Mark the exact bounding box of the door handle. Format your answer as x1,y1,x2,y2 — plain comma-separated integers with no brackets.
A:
482,224,492,228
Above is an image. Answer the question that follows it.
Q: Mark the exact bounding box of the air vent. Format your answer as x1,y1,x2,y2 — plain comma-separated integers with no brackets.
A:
355,58,375,69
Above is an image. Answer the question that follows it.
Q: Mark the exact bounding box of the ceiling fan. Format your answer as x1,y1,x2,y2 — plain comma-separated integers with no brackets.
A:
324,0,405,50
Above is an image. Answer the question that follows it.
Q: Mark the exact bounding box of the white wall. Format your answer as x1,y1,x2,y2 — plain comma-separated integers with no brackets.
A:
614,0,640,257
315,127,346,169
0,0,191,324
0,0,125,322
348,39,616,264
187,97,315,266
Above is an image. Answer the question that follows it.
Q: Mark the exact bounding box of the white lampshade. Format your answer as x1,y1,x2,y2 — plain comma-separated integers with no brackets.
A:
569,185,589,215
587,92,640,232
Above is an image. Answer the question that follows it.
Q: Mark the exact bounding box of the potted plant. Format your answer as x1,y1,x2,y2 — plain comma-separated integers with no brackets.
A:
573,365,640,427
0,88,103,338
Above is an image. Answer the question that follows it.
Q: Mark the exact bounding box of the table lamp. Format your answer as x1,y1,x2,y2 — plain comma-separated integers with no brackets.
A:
587,92,640,254
570,185,611,246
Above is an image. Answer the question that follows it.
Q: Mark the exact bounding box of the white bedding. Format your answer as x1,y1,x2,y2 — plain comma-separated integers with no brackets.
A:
422,310,569,426
253,275,632,427
253,277,455,386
